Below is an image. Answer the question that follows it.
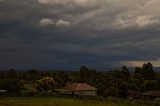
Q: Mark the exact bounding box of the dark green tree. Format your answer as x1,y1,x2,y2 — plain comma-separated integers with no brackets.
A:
55,71,70,88
142,62,155,80
0,79,21,92
5,69,17,79
135,67,143,74
121,65,130,80
143,80,156,91
117,81,128,98
78,66,97,85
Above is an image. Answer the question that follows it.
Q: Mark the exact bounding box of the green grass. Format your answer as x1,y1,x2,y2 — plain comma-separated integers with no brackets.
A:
0,97,155,106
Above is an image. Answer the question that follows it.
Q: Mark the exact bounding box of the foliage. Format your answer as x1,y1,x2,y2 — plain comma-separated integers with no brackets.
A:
0,79,21,92
55,71,70,88
0,62,159,99
79,66,97,83
36,77,55,92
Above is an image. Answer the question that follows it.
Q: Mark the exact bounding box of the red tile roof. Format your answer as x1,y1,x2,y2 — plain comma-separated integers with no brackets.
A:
63,83,97,91
128,90,141,95
142,91,160,97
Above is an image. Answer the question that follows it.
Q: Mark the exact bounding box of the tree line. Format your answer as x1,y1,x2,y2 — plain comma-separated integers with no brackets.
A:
0,62,160,98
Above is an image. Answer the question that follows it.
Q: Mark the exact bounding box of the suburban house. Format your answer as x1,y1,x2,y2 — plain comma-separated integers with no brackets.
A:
54,83,97,96
141,91,160,100
128,90,142,99
128,90,160,100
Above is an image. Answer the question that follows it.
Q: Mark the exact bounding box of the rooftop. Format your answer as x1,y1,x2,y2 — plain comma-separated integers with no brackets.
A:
142,91,160,97
62,83,97,91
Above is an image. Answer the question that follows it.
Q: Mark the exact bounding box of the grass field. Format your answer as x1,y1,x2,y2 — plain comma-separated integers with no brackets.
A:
0,97,155,106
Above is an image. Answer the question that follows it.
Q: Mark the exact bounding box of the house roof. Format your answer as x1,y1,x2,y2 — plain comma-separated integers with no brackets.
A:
142,91,160,97
63,83,97,91
128,90,141,95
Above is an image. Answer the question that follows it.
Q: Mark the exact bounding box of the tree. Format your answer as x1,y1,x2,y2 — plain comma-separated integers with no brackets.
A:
28,69,37,75
26,69,38,81
142,62,155,80
135,62,155,80
135,67,143,74
79,66,89,82
117,81,128,98
104,87,118,97
79,65,97,83
5,69,17,79
55,71,70,88
36,77,55,93
121,66,130,80
143,80,156,91
0,79,21,92
143,62,154,73
155,74,160,90
133,73,144,91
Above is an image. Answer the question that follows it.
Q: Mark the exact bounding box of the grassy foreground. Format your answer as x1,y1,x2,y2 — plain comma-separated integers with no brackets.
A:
0,97,153,106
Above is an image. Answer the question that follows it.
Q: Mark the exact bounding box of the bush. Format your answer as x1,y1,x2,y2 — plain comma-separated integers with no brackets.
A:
0,79,21,92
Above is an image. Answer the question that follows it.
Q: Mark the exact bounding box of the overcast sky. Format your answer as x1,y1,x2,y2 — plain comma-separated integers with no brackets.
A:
0,0,160,70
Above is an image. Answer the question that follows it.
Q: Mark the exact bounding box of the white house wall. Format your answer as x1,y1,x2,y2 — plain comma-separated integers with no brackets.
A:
74,90,97,96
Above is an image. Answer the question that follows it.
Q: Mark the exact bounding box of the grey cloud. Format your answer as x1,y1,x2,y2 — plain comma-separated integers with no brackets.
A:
38,0,107,8
0,0,160,70
39,18,54,26
56,20,71,27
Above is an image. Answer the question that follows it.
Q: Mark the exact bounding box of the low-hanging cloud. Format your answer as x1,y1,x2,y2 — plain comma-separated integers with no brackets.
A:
56,20,70,27
114,15,160,29
39,18,54,26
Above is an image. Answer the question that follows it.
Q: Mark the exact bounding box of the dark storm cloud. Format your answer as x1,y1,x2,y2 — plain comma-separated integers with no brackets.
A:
0,0,160,70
